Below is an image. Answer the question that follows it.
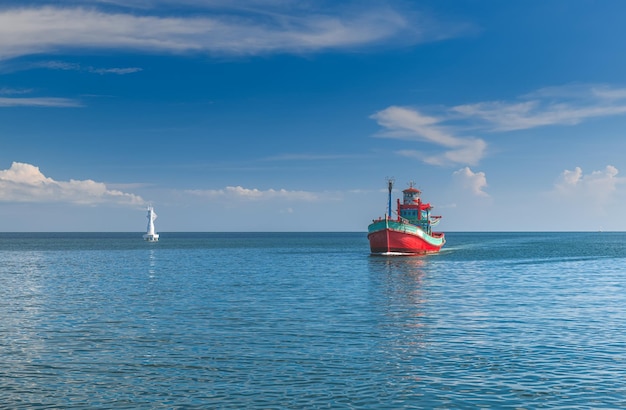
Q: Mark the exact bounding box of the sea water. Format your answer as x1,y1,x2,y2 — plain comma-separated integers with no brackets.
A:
1,232,625,409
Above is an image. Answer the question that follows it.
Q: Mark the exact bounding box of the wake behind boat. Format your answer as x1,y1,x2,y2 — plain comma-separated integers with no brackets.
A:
368,179,445,255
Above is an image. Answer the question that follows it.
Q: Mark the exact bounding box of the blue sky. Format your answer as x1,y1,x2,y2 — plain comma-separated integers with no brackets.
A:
2,0,626,231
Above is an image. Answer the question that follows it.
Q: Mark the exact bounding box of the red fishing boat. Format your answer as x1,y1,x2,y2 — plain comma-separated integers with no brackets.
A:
368,179,445,255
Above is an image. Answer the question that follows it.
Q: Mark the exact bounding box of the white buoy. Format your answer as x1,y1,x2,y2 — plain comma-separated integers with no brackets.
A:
143,206,160,242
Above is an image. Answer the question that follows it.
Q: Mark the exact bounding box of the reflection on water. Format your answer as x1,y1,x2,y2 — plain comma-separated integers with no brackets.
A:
367,255,432,388
148,248,156,277
369,255,428,309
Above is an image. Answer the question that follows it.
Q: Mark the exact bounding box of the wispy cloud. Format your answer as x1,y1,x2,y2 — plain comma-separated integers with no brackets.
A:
35,60,143,75
187,185,319,201
0,97,82,107
92,67,143,75
452,166,489,197
0,84,82,107
0,162,145,206
0,87,33,95
371,105,486,166
0,4,466,61
373,84,626,167
453,84,626,132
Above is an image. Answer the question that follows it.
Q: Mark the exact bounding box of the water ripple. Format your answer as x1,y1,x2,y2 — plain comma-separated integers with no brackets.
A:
1,233,626,408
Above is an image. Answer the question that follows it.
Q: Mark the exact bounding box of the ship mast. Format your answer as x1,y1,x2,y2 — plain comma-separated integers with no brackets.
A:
386,177,394,220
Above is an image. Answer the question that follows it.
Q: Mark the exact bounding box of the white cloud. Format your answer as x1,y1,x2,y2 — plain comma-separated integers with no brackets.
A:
36,60,142,75
452,84,626,132
187,185,319,201
92,67,143,75
0,5,460,61
452,167,489,197
373,84,626,168
0,97,82,107
554,165,623,204
0,162,145,206
0,87,33,95
559,166,583,186
371,105,486,166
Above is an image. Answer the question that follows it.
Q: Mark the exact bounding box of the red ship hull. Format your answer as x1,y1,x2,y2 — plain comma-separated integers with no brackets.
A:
368,226,444,255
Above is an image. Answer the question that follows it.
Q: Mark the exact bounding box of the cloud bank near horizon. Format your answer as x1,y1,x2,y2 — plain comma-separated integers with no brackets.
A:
553,165,624,206
0,162,145,206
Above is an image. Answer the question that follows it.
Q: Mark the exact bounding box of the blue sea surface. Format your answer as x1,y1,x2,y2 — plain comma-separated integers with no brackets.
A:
1,232,626,408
